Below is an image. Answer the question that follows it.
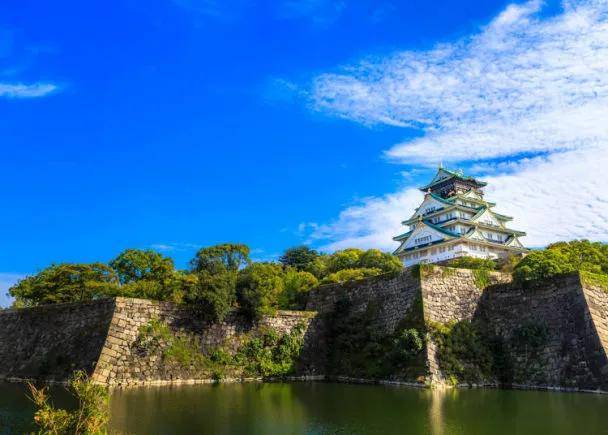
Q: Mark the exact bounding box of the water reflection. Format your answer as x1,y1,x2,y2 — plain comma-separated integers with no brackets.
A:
2,382,608,434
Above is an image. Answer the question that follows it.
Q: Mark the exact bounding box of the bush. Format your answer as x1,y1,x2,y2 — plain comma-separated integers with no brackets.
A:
237,263,285,320
280,268,318,309
514,240,608,282
28,371,109,434
391,328,424,360
513,250,575,282
236,325,305,377
447,256,497,270
428,321,493,383
321,268,383,284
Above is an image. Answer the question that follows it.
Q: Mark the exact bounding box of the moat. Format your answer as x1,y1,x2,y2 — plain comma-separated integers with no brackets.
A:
2,382,607,434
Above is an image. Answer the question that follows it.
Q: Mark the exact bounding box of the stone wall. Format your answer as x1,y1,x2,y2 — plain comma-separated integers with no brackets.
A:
1,268,606,391
475,274,608,391
0,297,322,387
0,299,116,383
420,266,511,324
306,270,421,335
93,298,321,386
419,267,608,391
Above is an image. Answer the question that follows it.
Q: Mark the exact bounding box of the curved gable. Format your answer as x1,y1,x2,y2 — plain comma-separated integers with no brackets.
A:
472,208,503,227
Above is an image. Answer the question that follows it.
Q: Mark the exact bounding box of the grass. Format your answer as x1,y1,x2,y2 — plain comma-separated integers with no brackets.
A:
580,270,608,293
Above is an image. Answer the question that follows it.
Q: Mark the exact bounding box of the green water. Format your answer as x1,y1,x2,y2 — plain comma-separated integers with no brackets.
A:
2,382,607,434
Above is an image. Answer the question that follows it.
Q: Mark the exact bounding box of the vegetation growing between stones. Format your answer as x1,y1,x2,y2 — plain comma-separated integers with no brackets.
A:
137,318,207,369
27,370,109,434
472,269,491,289
135,319,306,380
427,319,550,386
427,321,493,385
580,270,608,293
447,257,498,270
326,297,426,380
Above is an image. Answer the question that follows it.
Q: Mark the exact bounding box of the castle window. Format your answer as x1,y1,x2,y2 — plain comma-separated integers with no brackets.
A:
414,235,432,245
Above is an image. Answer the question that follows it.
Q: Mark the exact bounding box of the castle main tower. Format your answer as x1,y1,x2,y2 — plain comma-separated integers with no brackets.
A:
393,166,528,266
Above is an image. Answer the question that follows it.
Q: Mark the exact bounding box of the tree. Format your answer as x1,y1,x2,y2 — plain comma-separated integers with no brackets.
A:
280,268,318,309
326,249,364,273
190,243,251,275
236,263,285,320
183,271,236,322
513,250,575,282
321,268,383,284
9,263,118,307
109,249,175,285
279,246,320,271
359,249,403,273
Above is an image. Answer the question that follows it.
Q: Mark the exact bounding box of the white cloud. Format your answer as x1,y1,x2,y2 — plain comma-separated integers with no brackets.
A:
0,82,57,98
149,242,202,252
305,0,608,250
0,273,25,308
306,188,421,252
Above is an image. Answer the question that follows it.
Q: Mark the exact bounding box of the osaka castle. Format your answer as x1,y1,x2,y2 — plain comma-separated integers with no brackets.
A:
393,166,528,267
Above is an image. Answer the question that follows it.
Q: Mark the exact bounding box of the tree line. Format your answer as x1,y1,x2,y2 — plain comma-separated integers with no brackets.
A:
8,244,402,321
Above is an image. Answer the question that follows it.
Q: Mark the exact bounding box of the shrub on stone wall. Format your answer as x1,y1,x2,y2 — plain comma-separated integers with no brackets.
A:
135,318,306,381
514,240,608,283
326,298,426,380
428,320,494,385
320,268,383,285
447,257,498,270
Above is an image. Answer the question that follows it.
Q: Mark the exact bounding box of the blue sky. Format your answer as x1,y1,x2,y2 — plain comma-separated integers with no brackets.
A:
2,0,608,306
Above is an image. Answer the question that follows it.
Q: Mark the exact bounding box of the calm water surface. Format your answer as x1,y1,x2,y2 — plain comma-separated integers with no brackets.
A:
1,382,607,434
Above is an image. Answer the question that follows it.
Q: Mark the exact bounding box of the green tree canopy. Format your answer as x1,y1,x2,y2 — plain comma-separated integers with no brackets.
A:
109,249,175,285
190,243,251,275
359,249,402,273
321,268,383,284
183,271,236,322
513,240,608,282
9,263,118,306
236,263,284,320
326,249,365,274
280,268,318,310
513,250,575,282
279,246,320,271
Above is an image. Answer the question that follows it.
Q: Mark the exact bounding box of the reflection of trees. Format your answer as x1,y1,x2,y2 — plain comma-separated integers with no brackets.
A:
108,383,310,434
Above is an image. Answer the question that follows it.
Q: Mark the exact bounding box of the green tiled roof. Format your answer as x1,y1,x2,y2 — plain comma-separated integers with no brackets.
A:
423,220,460,238
419,167,487,191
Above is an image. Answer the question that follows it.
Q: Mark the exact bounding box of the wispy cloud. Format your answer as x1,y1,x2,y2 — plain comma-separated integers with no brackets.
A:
305,0,608,250
0,82,58,98
149,242,203,252
0,273,25,308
